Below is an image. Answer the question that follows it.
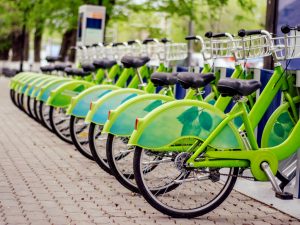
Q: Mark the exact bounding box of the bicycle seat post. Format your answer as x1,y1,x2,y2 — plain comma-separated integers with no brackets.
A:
136,68,146,89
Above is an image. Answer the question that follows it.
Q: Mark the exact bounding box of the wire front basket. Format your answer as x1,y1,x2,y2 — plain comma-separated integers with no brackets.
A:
234,35,271,60
203,38,235,59
165,43,188,61
272,33,300,60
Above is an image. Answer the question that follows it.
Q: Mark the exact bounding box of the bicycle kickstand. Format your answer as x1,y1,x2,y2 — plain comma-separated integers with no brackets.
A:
261,162,294,200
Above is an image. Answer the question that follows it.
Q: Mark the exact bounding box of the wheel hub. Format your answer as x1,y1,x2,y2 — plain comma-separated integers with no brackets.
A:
174,152,191,172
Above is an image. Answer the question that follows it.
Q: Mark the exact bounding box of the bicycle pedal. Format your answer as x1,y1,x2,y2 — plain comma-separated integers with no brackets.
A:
275,191,293,200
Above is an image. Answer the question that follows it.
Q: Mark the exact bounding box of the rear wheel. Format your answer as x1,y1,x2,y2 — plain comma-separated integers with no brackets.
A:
10,89,17,107
34,100,42,122
49,106,72,144
39,102,53,131
89,122,111,174
106,134,137,192
26,96,35,119
70,115,94,160
17,93,24,110
133,147,238,218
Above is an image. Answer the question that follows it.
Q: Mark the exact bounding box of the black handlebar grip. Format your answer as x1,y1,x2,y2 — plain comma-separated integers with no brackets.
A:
281,25,291,34
211,32,227,38
112,42,124,47
160,38,171,43
238,29,262,37
204,31,213,38
142,38,156,44
127,40,138,45
92,43,99,47
185,36,199,40
281,24,300,33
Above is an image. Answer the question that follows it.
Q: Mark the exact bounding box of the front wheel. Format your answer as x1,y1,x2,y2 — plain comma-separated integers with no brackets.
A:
88,122,112,174
49,106,72,144
133,147,238,218
70,115,94,161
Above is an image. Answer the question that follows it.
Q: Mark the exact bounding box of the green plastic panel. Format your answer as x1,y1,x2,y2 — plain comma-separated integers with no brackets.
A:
110,99,169,136
266,111,295,147
137,105,240,150
71,89,113,117
40,80,70,102
91,93,141,125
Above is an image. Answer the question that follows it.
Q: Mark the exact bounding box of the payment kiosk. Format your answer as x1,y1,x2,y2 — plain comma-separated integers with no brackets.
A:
77,5,106,46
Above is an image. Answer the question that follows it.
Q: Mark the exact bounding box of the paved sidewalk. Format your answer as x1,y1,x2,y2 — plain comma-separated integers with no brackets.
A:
0,77,299,225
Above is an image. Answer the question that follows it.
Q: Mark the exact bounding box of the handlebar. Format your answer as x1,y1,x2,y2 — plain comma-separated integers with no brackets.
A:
204,32,230,38
112,42,127,47
211,33,228,38
238,29,262,37
281,24,300,34
142,38,159,44
185,35,202,41
160,38,171,43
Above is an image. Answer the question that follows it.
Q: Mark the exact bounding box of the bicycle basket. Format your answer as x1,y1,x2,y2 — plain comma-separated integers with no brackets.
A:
234,35,271,60
272,33,300,60
204,38,235,59
165,43,188,61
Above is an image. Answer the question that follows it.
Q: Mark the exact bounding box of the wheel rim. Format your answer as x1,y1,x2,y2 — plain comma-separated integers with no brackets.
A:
90,124,110,170
34,100,42,121
109,135,137,189
73,117,92,157
135,147,238,215
52,107,72,142
41,103,52,130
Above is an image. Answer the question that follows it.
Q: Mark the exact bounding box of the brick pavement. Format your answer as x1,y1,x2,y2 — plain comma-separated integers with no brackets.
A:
0,76,299,225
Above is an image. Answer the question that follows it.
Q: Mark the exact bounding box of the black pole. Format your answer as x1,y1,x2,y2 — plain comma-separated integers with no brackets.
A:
20,8,29,72
98,0,102,5
19,22,26,72
264,0,279,69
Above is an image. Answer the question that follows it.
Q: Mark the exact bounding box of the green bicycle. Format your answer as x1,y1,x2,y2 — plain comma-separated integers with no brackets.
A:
130,27,299,218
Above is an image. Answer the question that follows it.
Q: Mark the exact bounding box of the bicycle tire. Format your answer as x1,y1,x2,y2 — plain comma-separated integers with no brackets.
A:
133,146,239,218
88,122,112,175
70,115,94,161
49,106,73,144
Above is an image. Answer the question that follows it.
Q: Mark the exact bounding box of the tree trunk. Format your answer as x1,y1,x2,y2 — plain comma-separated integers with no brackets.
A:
0,36,11,60
59,28,77,62
34,27,43,62
24,31,29,61
11,29,22,61
11,29,29,62
0,49,10,60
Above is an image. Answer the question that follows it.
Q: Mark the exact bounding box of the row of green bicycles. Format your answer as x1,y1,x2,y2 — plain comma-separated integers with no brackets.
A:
10,25,300,218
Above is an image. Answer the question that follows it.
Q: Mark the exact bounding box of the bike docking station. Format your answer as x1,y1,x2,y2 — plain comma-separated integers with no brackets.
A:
295,70,300,200
77,5,106,46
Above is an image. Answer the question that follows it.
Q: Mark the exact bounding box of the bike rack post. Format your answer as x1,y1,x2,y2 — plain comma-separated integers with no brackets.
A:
296,149,300,198
295,70,300,199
